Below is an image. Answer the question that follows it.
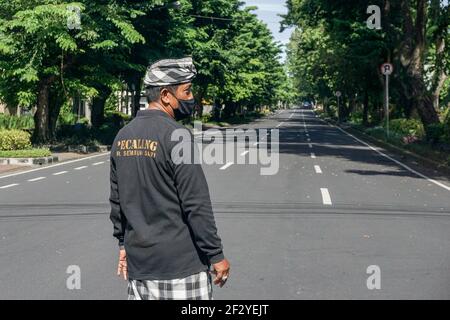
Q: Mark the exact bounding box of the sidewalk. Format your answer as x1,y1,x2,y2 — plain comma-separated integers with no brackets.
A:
0,151,109,176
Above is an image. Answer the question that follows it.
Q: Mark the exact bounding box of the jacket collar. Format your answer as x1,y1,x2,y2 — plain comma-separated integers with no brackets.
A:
136,109,172,119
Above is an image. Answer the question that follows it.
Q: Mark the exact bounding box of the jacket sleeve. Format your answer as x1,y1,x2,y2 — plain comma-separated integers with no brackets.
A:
109,151,127,247
170,131,225,265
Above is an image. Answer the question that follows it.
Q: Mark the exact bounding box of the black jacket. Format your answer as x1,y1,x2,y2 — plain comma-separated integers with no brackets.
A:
109,109,224,280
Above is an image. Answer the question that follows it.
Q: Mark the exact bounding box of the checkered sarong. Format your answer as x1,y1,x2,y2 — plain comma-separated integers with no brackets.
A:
127,270,213,300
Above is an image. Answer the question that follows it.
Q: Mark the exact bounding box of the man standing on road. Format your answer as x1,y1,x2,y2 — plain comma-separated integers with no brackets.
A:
109,57,230,300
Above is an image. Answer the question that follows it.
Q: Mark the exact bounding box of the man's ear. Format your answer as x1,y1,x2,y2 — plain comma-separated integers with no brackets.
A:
160,88,171,104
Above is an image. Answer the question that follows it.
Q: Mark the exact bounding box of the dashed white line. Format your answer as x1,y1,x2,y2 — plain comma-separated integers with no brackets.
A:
220,162,234,170
92,161,105,166
0,183,19,189
53,171,68,176
0,153,109,180
320,188,332,205
28,177,46,182
74,166,88,170
314,165,323,174
240,151,250,156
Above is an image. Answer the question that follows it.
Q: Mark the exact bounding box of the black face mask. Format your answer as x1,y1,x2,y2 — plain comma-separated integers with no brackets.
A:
172,94,196,121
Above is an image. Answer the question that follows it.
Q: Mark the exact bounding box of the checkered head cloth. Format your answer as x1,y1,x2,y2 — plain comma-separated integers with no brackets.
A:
143,57,197,87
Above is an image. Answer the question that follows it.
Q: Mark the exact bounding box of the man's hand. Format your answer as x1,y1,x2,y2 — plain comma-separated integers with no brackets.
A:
117,249,128,280
211,259,230,288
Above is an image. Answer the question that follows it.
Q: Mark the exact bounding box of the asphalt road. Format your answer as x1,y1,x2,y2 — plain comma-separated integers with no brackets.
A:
0,107,449,299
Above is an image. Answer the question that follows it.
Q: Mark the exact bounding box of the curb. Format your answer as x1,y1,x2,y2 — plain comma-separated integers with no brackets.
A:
0,156,59,166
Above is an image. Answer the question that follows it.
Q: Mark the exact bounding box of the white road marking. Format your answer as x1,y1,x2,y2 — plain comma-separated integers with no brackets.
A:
220,162,234,170
240,151,249,156
53,171,67,176
311,153,316,159
276,122,284,128
92,161,104,166
253,142,259,146
307,138,311,142
53,171,68,176
74,166,88,170
308,143,313,148
0,153,109,180
314,165,323,174
333,125,450,192
28,177,46,182
321,188,332,205
0,183,19,189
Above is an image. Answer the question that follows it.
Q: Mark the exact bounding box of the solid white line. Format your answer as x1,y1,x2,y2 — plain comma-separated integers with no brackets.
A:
220,162,234,170
332,125,450,192
0,183,19,189
28,177,46,182
321,188,332,205
53,171,68,176
314,165,323,174
311,153,316,159
74,166,88,170
92,161,105,166
240,151,249,156
0,153,109,180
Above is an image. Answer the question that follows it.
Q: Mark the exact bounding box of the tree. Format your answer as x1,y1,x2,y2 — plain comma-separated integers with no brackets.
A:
0,1,155,143
283,0,449,135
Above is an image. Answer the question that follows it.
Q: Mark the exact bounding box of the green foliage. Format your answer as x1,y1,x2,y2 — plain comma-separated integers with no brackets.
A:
427,123,446,144
284,0,449,134
180,0,292,116
387,119,425,139
0,114,34,130
57,101,77,126
0,148,51,158
0,129,32,150
1,0,292,143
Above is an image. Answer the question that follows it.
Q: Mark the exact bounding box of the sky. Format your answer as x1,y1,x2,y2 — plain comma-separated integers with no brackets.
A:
243,0,294,61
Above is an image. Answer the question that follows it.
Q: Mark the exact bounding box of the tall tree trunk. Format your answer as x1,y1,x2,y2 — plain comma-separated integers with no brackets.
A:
48,87,65,141
410,74,441,126
399,0,440,132
91,86,112,128
363,90,369,126
132,80,142,118
431,37,448,113
194,91,204,119
33,81,51,144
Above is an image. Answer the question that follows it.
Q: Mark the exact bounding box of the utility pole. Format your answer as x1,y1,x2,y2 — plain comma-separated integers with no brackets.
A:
381,63,393,138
